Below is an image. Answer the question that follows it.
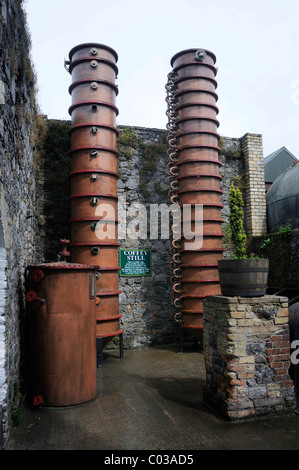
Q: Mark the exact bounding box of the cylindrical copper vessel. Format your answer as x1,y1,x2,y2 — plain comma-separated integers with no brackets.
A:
67,54,118,83
70,170,118,195
70,194,118,219
70,242,120,266
71,219,118,244
166,48,224,342
67,43,122,349
177,174,222,191
69,102,118,127
70,148,118,173
68,43,118,63
69,79,118,106
70,124,118,149
176,147,221,163
26,262,97,407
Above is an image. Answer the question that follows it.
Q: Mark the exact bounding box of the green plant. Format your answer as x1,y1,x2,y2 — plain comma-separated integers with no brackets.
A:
11,404,21,426
228,183,247,259
10,382,22,426
260,237,271,255
278,223,292,237
118,128,140,147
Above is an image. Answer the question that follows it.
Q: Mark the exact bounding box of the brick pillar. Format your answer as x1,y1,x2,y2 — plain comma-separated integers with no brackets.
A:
203,295,295,420
241,133,267,237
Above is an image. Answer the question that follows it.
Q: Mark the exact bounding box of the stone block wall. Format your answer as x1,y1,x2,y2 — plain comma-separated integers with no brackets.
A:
218,136,245,258
0,0,43,448
116,128,251,348
203,295,295,420
117,126,177,348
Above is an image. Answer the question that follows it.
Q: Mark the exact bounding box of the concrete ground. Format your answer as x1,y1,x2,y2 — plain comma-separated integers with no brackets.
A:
5,343,299,451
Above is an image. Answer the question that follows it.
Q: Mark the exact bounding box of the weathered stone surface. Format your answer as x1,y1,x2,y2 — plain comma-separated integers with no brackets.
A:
0,0,44,448
203,295,295,420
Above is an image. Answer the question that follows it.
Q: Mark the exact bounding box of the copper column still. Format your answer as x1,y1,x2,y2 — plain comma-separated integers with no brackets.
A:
65,43,123,360
166,48,224,342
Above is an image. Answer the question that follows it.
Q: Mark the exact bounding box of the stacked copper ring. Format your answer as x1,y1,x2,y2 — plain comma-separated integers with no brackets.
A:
66,43,123,349
166,48,225,340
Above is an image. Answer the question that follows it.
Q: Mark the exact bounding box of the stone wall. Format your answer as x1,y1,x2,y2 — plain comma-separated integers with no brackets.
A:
218,136,245,258
203,295,295,420
34,119,71,261
34,124,255,349
115,127,251,348
117,126,177,348
0,0,43,448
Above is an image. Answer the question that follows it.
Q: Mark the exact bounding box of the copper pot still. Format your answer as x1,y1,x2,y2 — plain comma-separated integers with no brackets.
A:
26,263,98,407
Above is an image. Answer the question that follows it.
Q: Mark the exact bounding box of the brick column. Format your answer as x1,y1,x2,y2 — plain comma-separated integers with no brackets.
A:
241,133,267,237
203,295,295,420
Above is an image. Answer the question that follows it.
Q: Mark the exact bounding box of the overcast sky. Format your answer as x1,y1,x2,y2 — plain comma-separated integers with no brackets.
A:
24,0,298,158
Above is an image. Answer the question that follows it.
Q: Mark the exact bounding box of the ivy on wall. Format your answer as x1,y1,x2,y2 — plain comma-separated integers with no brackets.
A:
248,225,299,288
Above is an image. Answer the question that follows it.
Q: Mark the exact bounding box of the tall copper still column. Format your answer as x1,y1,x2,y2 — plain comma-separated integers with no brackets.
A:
65,43,123,363
166,48,224,344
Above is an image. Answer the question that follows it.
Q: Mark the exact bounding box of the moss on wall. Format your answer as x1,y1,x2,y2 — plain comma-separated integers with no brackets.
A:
36,120,72,260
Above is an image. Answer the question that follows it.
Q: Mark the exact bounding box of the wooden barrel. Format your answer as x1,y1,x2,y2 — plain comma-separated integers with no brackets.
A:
218,259,269,297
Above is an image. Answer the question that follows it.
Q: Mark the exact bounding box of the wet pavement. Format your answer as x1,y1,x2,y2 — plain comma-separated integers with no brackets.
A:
5,343,299,451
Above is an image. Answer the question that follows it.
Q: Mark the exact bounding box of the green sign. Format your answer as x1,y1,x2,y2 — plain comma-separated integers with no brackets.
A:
120,249,152,277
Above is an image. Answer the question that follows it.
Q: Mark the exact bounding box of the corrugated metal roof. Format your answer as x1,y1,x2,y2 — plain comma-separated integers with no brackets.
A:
264,146,298,183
